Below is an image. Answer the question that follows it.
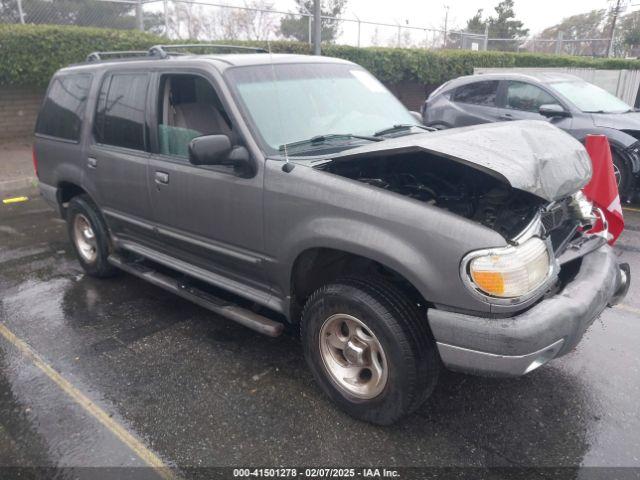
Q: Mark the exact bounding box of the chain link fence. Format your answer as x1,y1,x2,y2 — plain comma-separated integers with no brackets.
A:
0,0,613,55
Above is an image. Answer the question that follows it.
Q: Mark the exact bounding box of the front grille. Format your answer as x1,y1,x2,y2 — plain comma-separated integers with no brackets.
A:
541,197,579,256
541,199,571,233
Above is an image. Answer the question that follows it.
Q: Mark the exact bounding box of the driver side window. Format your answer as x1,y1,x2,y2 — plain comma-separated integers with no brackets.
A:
505,81,557,113
157,74,233,159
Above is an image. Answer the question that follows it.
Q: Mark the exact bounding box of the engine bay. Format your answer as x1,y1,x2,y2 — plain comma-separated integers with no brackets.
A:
321,151,546,239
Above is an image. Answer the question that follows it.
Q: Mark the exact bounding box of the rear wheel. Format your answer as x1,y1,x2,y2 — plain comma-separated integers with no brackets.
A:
66,195,118,278
612,150,633,201
301,277,440,425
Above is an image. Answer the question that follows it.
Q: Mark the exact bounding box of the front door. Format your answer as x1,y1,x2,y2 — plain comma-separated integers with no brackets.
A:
146,72,269,297
495,80,573,130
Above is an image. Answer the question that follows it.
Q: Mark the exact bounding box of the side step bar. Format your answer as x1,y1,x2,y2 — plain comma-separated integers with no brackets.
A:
108,254,284,337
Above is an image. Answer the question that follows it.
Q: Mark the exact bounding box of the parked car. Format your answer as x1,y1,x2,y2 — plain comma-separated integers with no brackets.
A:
422,72,640,200
35,47,629,425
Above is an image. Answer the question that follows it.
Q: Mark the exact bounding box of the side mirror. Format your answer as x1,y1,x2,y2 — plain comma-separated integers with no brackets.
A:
409,111,424,124
539,104,571,118
227,145,254,177
188,135,232,166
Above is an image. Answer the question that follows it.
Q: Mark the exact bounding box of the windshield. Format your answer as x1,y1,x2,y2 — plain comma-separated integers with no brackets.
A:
225,63,417,154
550,80,631,113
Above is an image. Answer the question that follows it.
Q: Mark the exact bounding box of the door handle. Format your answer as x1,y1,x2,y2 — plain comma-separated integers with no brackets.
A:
499,113,514,120
87,157,97,169
155,171,169,185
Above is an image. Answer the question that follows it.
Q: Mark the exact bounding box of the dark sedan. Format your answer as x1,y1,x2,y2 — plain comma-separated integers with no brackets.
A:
422,72,640,200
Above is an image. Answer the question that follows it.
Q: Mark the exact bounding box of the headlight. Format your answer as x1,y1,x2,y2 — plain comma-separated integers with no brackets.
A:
463,237,552,299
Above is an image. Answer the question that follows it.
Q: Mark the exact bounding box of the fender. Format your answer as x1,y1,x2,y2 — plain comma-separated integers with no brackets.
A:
570,127,640,174
263,160,507,318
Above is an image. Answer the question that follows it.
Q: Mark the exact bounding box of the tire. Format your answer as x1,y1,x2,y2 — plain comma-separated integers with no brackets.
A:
300,276,440,425
612,150,633,201
66,194,118,278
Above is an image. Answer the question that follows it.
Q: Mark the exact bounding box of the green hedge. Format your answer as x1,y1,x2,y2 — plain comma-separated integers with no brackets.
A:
4,24,640,87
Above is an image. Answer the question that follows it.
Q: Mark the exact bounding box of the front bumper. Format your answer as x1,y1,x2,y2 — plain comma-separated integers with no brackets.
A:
428,244,629,377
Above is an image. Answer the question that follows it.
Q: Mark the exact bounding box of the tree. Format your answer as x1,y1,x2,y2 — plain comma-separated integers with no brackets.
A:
279,0,347,43
167,0,277,41
487,0,528,51
619,10,640,57
370,27,382,46
466,9,486,35
234,1,278,41
534,10,609,56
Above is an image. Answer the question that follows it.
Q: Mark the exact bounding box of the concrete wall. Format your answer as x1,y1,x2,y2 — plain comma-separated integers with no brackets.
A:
0,86,43,141
384,81,437,112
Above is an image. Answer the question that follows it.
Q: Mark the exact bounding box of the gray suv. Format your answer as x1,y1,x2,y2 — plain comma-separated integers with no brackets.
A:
422,72,640,200
35,46,630,425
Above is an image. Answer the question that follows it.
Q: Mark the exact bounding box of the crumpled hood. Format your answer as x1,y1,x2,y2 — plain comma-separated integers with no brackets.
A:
331,120,592,202
592,111,640,131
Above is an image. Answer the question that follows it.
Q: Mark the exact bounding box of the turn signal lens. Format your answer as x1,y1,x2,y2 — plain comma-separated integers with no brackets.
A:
467,237,551,298
471,271,505,296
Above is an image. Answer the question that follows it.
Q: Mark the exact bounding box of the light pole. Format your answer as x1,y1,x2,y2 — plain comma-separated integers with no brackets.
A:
16,0,25,23
443,4,449,48
313,0,321,55
607,0,624,57
136,0,144,31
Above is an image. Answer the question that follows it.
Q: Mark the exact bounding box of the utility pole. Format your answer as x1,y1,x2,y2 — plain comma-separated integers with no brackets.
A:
313,0,321,55
443,5,449,48
607,0,623,57
483,23,489,50
136,0,144,31
163,0,169,36
16,0,25,24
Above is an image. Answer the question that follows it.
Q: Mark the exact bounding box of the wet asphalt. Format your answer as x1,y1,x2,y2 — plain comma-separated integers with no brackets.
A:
0,196,639,477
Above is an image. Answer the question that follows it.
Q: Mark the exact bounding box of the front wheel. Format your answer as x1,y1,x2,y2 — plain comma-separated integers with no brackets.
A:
301,277,440,425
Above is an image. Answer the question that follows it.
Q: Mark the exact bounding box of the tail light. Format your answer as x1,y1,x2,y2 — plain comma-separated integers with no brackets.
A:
32,146,38,178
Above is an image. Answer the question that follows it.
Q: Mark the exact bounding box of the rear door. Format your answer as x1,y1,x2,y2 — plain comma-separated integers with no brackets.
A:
496,80,572,129
34,73,92,197
86,71,154,244
449,80,501,126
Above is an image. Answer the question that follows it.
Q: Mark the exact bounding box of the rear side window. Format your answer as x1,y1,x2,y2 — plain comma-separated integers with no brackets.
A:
94,73,149,151
453,81,498,106
35,74,91,141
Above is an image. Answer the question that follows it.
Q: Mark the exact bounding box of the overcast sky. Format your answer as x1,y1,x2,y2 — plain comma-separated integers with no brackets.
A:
216,0,640,45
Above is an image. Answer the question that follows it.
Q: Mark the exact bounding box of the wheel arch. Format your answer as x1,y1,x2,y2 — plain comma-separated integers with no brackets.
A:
288,246,429,323
56,181,94,218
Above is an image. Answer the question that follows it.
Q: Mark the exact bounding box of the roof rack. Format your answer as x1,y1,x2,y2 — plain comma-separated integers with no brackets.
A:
147,44,268,58
86,50,149,62
85,44,268,63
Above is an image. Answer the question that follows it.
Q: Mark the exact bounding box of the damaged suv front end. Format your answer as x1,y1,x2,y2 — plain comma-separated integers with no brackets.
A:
438,193,630,377
320,120,630,377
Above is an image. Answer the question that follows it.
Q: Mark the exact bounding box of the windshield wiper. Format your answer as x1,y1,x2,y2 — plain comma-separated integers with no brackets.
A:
374,124,435,137
279,133,382,152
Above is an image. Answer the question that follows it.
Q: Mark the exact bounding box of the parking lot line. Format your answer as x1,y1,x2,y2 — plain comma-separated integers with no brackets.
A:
615,304,640,316
2,196,29,205
0,322,177,480
623,206,640,213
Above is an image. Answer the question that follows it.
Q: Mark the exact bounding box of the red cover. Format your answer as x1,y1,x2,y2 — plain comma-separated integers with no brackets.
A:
583,135,624,245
